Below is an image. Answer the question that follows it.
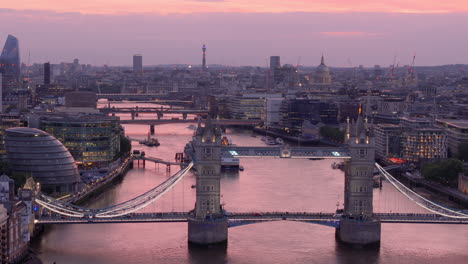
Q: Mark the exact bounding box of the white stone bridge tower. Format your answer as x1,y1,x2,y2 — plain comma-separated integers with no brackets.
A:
336,115,381,247
188,117,228,245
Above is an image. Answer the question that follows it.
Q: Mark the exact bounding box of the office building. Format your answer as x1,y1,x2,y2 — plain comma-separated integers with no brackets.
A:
400,116,433,129
0,73,2,112
133,54,143,74
0,114,23,160
273,65,298,88
270,56,281,71
5,128,80,193
374,124,402,159
264,98,284,126
0,35,20,81
64,91,97,108
38,113,121,167
401,128,447,163
280,99,338,136
227,95,267,120
435,119,468,157
0,175,33,263
44,62,50,85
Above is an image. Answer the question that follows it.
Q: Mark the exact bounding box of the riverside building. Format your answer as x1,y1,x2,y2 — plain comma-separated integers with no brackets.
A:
37,113,121,168
5,128,80,193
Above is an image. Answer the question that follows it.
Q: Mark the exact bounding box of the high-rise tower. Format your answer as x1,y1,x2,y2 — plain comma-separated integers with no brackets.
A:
270,56,281,71
44,62,50,85
202,44,207,71
133,54,143,74
0,73,3,113
0,35,20,81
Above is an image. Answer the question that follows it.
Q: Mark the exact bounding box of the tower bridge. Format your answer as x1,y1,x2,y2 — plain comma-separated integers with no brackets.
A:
33,116,468,249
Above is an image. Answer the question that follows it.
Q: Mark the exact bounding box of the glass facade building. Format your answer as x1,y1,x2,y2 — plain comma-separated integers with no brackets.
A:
5,127,80,193
0,35,20,81
39,114,121,167
280,99,339,136
227,96,265,120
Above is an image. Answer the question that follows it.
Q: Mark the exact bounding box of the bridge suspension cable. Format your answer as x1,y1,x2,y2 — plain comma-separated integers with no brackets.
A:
376,163,468,219
35,162,193,218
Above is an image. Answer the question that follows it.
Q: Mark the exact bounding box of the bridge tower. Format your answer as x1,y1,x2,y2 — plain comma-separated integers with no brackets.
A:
336,115,381,247
188,117,228,245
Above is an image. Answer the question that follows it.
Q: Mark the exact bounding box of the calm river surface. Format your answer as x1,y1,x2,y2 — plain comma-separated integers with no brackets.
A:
34,104,468,264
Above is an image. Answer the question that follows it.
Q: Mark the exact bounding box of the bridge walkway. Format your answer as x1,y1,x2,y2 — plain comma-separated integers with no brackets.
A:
36,212,468,225
132,156,186,166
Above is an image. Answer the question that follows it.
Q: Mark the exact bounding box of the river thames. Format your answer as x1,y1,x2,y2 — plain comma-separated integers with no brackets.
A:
34,109,468,263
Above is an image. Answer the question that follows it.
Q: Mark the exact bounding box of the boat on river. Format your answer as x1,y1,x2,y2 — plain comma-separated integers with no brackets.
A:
265,137,277,145
139,133,160,147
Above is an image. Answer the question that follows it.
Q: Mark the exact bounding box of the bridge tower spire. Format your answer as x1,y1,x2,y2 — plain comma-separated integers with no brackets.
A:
188,116,228,245
336,115,381,247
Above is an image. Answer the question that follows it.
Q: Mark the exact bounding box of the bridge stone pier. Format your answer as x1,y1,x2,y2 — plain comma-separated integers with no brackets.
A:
188,117,228,245
336,116,381,248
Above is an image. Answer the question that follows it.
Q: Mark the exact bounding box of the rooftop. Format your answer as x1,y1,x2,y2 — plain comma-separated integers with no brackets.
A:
6,127,49,137
436,119,468,129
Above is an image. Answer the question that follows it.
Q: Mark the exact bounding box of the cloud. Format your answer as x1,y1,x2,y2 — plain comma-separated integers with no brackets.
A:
320,31,384,37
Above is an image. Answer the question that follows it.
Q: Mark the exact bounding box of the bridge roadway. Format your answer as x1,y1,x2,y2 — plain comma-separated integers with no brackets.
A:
121,119,261,126
222,146,350,158
100,107,208,115
97,93,174,100
133,156,186,166
97,100,192,104
36,212,468,225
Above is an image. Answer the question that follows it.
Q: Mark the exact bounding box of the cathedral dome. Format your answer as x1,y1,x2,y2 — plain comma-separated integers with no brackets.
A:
314,55,332,84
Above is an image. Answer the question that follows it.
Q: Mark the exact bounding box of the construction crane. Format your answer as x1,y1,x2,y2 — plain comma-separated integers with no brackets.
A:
295,56,302,71
390,55,397,78
97,81,102,94
408,53,416,79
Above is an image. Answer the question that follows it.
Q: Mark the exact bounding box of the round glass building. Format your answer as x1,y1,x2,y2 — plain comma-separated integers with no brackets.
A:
5,127,80,193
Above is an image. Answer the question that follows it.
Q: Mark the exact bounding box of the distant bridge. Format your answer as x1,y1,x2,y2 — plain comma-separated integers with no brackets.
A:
97,100,192,105
99,107,208,115
121,119,261,126
97,93,172,100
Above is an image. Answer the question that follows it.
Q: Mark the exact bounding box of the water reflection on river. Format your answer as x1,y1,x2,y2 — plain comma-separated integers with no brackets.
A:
35,116,467,264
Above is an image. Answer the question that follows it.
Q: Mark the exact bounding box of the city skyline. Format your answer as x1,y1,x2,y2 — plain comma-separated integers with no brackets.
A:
1,4,468,67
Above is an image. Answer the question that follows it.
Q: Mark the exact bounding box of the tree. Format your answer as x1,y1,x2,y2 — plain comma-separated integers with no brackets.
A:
118,136,132,158
320,126,345,143
422,158,463,187
457,140,468,161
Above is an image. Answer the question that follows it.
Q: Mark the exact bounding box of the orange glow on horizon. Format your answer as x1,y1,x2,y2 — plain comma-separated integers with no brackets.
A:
4,0,468,15
320,32,384,37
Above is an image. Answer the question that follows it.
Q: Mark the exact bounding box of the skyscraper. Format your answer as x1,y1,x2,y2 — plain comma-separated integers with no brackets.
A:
0,35,20,81
44,62,50,85
0,73,3,112
202,44,207,70
270,56,281,71
133,54,143,74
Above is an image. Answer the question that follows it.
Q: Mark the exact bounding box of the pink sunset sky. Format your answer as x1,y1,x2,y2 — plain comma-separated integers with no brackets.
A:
1,0,467,66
